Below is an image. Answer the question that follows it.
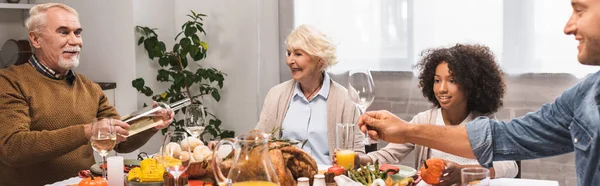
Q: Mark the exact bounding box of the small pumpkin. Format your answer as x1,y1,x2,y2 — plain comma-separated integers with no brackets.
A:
420,158,445,184
78,176,108,186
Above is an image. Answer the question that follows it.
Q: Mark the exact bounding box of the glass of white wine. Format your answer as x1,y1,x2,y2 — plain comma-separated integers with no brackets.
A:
161,131,192,186
348,69,375,145
90,118,117,179
184,104,206,138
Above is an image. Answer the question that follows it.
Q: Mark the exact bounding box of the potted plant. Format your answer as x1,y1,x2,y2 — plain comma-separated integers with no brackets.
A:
132,10,234,140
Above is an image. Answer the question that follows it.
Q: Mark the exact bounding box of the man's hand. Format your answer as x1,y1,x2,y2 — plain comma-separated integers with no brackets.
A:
357,110,410,144
437,160,462,186
113,120,130,143
84,118,130,143
151,101,174,130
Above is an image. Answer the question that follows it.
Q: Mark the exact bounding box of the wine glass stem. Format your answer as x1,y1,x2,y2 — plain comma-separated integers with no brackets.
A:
360,109,371,145
102,155,107,179
174,176,181,186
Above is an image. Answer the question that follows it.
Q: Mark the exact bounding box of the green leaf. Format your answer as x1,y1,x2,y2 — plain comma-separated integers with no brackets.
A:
158,41,166,52
132,78,145,90
157,69,170,82
173,43,180,52
180,38,191,47
191,34,200,45
158,56,169,67
137,36,145,45
180,56,188,69
184,26,197,37
175,31,183,40
220,130,235,139
192,48,203,61
143,86,153,96
211,89,221,101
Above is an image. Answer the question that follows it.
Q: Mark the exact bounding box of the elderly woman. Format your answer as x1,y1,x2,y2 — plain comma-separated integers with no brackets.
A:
356,44,518,185
255,25,365,165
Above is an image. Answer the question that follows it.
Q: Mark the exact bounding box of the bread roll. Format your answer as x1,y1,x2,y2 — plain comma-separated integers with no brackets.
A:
165,142,182,157
193,146,212,162
181,137,204,151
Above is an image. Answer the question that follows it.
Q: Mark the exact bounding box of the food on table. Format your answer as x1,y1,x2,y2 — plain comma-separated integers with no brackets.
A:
348,161,415,186
420,158,445,184
348,162,382,185
327,165,345,176
182,137,204,151
204,137,318,186
165,142,182,157
193,145,212,162
78,176,107,186
128,158,165,183
379,164,400,175
180,151,192,162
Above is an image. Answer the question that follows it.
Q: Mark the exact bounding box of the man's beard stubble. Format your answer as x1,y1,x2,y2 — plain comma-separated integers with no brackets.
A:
58,54,79,70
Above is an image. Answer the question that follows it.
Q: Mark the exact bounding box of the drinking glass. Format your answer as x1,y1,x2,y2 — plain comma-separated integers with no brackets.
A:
161,131,192,186
90,118,116,179
184,104,206,138
461,167,490,186
335,123,355,170
348,69,375,145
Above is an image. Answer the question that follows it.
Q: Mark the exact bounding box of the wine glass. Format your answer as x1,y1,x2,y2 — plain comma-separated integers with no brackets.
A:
184,104,206,138
161,131,192,186
348,69,375,145
90,118,117,179
461,167,490,186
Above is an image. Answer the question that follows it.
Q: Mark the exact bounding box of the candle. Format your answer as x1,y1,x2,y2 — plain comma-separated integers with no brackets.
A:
107,156,124,186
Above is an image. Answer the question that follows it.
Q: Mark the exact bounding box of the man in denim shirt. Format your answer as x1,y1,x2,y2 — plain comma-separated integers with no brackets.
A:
357,0,600,185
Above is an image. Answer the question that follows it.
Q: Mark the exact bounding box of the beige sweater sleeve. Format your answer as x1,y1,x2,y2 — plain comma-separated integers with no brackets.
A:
255,86,278,133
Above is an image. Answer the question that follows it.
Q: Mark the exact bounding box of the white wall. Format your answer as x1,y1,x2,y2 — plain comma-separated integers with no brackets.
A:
169,0,280,136
0,9,28,46
132,0,176,154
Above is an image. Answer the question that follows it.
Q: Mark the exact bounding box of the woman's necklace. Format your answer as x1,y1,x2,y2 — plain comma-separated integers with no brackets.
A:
303,76,324,100
305,82,323,100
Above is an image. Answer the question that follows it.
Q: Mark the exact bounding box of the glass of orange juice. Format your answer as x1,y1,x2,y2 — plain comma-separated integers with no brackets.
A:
336,123,355,170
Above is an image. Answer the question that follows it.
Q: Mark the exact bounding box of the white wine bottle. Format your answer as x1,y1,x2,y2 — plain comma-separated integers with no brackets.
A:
122,98,191,137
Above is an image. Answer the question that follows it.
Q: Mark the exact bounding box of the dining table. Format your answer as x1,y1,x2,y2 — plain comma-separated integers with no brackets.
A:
49,168,560,186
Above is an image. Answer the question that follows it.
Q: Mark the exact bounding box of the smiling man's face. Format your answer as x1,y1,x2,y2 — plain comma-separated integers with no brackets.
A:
30,7,83,74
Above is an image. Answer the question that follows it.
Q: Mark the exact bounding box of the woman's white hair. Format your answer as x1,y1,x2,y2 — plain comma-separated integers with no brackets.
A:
25,3,78,34
286,24,337,71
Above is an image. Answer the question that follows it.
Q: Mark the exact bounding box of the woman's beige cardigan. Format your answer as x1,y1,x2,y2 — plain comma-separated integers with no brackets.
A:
255,79,366,160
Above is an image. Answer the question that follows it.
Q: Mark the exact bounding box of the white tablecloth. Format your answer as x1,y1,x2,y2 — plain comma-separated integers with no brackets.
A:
415,178,558,186
490,178,559,186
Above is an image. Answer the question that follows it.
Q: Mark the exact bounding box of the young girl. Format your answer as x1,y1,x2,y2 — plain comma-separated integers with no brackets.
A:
356,44,518,185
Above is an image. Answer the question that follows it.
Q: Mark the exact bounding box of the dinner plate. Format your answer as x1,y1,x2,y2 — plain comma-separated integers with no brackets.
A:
90,159,141,175
367,164,417,179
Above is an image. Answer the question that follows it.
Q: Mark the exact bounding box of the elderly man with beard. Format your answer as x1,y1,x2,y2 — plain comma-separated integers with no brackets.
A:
0,3,174,186
358,0,600,185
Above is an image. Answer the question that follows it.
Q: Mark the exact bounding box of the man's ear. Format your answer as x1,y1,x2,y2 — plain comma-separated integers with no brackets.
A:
28,32,41,49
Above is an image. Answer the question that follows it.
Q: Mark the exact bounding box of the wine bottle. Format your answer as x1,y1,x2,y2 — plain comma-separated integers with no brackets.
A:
123,98,191,137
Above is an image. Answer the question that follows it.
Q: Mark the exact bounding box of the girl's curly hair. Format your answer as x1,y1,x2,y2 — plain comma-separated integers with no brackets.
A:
415,44,506,115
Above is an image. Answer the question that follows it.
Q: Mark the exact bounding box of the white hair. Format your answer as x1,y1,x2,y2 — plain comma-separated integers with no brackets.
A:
286,24,338,71
25,3,78,34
